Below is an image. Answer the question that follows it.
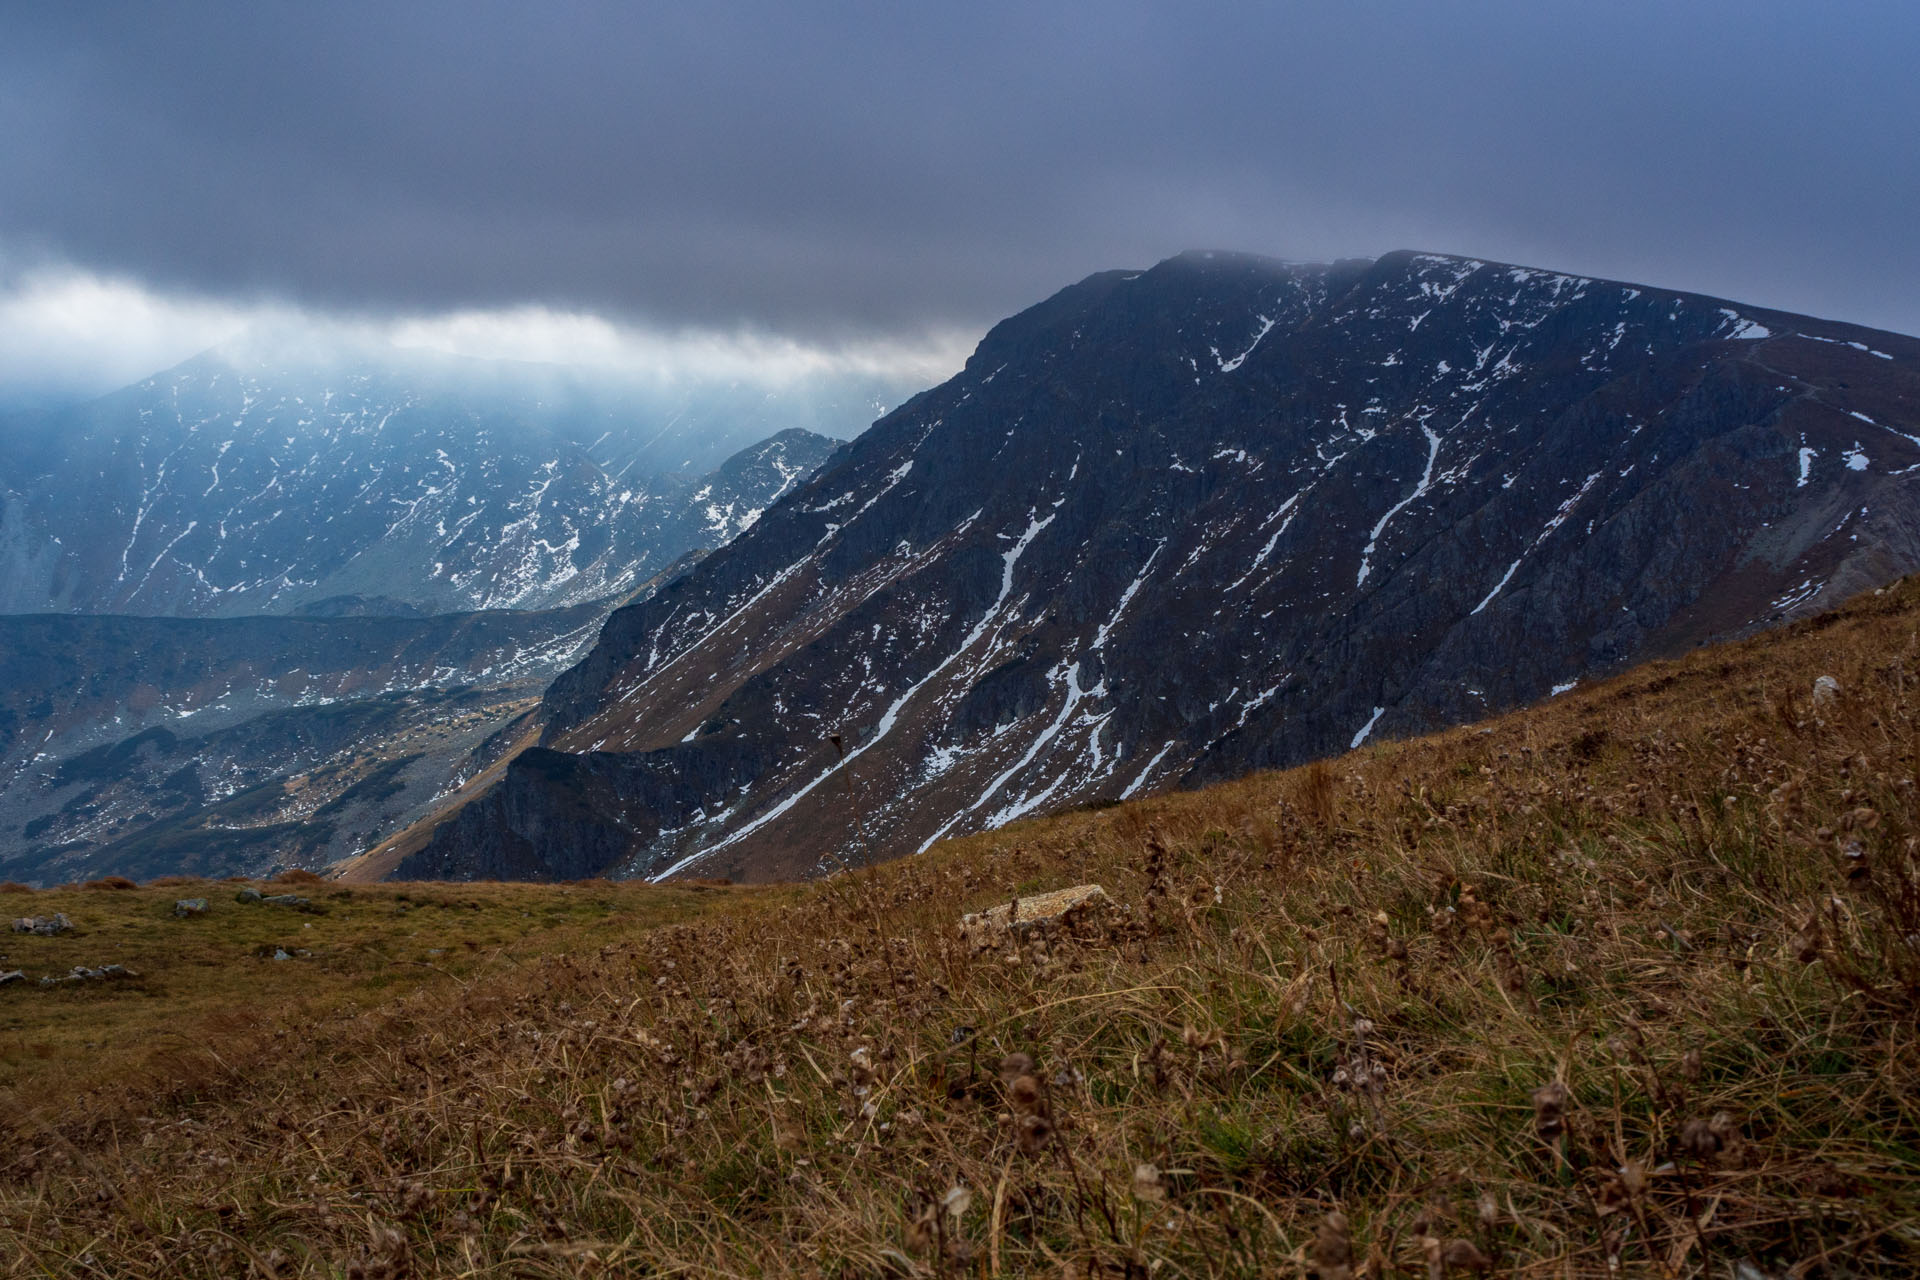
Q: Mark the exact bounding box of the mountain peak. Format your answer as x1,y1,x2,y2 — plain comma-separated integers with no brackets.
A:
405,251,1920,884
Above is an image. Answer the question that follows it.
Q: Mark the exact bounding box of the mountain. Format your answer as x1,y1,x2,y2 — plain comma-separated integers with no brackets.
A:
0,603,619,883
0,342,868,881
397,250,1920,884
0,346,865,617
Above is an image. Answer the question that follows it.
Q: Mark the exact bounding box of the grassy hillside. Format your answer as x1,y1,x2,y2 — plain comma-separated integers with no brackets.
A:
6,579,1920,1276
0,877,775,1128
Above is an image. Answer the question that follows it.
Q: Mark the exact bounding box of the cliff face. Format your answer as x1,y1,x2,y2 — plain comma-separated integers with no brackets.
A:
409,249,1920,882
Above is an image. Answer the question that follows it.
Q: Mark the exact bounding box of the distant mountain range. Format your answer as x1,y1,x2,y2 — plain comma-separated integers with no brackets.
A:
0,346,875,616
0,346,876,882
396,249,1920,883
0,604,605,882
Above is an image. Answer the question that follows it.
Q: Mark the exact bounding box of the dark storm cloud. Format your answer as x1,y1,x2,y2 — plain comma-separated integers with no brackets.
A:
3,0,1918,340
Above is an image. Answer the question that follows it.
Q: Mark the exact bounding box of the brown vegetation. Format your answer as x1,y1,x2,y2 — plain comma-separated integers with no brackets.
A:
78,876,137,891
5,579,1920,1276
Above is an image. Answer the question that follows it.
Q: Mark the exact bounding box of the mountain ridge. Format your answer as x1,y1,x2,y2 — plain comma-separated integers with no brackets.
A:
391,248,1917,880
0,346,869,617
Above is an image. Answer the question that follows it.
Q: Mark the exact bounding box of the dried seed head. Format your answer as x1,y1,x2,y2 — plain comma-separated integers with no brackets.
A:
1007,1074,1043,1115
905,1200,937,1254
1679,1116,1723,1161
942,1184,973,1220
1842,805,1880,831
1310,1211,1353,1279
771,1113,806,1151
1016,1112,1054,1155
1708,1111,1741,1161
1131,1162,1165,1202
1792,912,1824,964
1842,840,1869,882
999,1052,1036,1085
1476,1192,1499,1229
1594,1176,1631,1218
1531,1081,1570,1140
1443,1238,1494,1273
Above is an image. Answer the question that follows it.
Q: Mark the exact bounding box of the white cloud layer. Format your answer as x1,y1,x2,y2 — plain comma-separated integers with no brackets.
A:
384,306,971,387
0,258,972,406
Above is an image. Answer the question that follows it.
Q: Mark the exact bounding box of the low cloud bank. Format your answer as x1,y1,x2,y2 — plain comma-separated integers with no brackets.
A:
0,255,972,410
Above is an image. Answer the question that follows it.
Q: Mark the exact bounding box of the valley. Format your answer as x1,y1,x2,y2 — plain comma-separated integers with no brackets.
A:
0,353,872,881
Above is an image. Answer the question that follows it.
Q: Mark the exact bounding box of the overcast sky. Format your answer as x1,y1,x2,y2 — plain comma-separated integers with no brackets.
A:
2,1,1915,402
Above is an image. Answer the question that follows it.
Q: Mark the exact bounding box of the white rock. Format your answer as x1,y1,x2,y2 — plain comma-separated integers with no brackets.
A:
959,883,1112,950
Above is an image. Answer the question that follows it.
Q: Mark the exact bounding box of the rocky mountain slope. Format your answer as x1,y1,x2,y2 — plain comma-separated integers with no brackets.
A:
403,249,1920,883
0,347,854,616
0,603,613,883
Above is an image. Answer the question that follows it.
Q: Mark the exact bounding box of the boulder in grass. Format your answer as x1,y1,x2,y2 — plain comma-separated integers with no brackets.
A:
172,898,208,918
11,914,74,936
959,884,1112,951
0,970,23,986
235,888,264,904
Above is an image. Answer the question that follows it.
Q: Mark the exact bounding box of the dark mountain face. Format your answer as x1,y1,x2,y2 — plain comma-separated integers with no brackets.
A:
390,249,1918,882
0,347,855,617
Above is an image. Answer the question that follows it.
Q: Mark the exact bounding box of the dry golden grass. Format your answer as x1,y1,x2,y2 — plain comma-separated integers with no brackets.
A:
0,878,779,1134
6,579,1920,1276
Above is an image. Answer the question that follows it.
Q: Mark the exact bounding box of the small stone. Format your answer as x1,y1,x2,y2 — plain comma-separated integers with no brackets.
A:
0,970,23,985
272,948,291,961
1812,675,1841,705
235,888,264,904
11,914,74,937
173,898,208,918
